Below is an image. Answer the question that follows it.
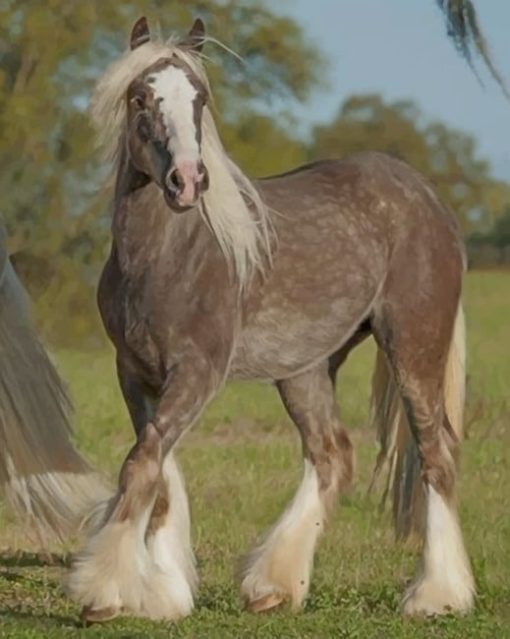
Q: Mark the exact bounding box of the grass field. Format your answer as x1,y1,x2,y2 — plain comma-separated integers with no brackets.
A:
1,271,509,638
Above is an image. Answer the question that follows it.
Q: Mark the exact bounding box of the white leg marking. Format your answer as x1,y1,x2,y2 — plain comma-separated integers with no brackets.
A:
68,456,196,622
402,486,475,616
67,494,156,616
146,453,197,617
240,460,325,610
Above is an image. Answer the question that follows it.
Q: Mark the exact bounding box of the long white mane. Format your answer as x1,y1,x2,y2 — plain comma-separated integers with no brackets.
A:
90,37,273,287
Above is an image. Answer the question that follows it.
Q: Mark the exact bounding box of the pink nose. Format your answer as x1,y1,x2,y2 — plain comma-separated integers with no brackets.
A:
166,160,208,207
175,160,198,205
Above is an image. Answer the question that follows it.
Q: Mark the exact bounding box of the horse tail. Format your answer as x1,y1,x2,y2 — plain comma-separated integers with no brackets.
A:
0,258,107,543
369,302,466,540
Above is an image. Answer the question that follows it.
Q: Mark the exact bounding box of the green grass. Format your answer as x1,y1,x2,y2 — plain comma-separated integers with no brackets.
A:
1,271,509,638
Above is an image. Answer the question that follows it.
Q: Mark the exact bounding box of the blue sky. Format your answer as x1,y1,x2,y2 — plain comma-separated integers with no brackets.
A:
278,0,510,181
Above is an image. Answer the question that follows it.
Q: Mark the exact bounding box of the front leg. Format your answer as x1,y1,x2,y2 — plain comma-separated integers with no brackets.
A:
68,349,224,622
144,351,224,617
154,349,222,449
116,357,201,617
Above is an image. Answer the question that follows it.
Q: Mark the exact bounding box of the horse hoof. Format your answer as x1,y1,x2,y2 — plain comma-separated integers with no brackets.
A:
246,592,286,613
81,605,120,624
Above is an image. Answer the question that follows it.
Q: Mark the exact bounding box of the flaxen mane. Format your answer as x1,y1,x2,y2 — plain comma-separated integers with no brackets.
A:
90,38,273,286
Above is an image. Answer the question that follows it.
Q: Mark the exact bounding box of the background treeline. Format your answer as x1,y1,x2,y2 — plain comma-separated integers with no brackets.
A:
1,1,508,345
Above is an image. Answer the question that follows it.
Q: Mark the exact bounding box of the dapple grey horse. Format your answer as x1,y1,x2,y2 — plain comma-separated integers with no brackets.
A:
68,17,474,623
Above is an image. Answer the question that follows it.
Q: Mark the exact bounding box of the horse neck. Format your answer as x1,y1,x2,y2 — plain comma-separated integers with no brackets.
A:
112,154,200,275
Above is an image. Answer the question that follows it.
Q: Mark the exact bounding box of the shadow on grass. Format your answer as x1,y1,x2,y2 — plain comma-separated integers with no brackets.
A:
0,608,81,630
194,581,402,616
0,550,69,568
1,573,508,637
196,580,509,618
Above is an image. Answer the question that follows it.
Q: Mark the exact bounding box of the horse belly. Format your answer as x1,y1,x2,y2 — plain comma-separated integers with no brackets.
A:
230,292,375,381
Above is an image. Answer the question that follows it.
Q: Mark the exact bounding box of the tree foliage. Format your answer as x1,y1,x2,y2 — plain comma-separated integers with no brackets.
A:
310,95,508,234
469,207,510,249
0,0,318,342
0,1,319,243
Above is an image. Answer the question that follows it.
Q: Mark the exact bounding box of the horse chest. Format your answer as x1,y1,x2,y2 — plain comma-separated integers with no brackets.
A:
100,271,171,388
127,289,232,391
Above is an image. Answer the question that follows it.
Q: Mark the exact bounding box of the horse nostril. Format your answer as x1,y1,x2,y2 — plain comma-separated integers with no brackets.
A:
167,168,184,192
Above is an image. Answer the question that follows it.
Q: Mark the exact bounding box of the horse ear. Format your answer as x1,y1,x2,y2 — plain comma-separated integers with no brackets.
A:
181,17,206,52
130,16,151,50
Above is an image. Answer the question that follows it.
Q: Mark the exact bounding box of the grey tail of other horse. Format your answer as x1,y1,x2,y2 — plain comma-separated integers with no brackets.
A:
0,261,107,544
369,302,466,540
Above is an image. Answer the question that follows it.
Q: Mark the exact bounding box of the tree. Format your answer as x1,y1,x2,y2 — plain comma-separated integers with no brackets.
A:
469,207,510,248
220,114,306,178
309,95,507,234
0,1,319,248
490,208,510,248
0,1,321,342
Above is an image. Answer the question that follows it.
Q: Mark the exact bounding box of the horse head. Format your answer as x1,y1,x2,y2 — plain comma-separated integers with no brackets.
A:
125,17,209,212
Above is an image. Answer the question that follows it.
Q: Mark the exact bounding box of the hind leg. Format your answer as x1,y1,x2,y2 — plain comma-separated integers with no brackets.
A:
396,379,474,616
240,361,354,612
398,384,474,615
373,273,474,615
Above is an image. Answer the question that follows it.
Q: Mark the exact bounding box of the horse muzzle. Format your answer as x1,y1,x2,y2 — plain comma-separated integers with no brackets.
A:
163,161,209,212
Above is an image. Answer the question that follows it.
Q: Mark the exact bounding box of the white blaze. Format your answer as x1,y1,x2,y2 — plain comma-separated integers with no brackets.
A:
149,66,200,204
